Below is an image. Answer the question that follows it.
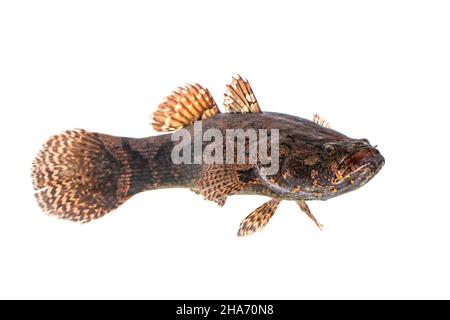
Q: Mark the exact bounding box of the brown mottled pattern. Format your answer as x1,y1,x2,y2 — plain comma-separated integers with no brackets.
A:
237,199,280,236
197,164,256,206
31,111,384,229
31,130,201,223
32,76,384,236
32,129,129,223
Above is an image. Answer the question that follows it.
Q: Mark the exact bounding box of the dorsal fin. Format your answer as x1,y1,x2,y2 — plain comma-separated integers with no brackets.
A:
224,75,261,113
151,84,220,132
312,113,331,128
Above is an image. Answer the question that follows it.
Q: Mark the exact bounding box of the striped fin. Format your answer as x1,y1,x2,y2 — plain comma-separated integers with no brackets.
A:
237,199,280,236
224,75,261,113
151,83,220,132
312,113,331,128
32,129,131,223
196,164,257,206
296,200,323,230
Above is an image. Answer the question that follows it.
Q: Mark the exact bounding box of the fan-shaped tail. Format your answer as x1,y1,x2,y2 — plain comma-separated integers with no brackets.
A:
31,129,131,222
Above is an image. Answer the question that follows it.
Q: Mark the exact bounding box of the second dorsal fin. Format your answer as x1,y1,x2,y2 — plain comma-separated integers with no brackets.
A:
151,84,220,132
224,75,261,113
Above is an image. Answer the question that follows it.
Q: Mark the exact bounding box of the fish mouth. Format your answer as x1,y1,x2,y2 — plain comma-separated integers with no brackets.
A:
334,147,385,184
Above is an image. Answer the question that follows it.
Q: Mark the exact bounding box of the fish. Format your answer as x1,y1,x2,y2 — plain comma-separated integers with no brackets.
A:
31,75,385,236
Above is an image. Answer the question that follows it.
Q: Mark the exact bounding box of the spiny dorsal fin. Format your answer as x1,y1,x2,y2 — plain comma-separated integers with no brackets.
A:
151,83,220,132
312,113,331,128
237,199,280,236
224,75,261,113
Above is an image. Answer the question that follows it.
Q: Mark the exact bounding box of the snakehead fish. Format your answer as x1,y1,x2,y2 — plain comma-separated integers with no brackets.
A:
32,75,384,236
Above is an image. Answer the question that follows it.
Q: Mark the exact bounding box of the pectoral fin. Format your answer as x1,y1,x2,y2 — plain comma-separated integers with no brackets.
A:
237,199,280,237
196,164,258,206
296,200,323,230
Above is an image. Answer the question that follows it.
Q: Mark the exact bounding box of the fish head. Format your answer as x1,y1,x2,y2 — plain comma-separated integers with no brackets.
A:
261,135,385,200
319,138,384,196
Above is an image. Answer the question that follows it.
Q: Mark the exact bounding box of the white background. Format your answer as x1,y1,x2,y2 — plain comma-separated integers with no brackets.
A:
1,0,449,299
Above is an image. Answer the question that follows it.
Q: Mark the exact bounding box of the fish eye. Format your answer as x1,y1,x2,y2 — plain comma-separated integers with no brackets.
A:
323,144,335,155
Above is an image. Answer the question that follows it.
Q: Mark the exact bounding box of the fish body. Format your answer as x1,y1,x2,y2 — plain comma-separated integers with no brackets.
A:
32,76,384,236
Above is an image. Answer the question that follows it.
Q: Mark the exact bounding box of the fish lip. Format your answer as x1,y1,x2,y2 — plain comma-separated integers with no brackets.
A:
338,145,371,166
336,147,384,181
348,163,371,175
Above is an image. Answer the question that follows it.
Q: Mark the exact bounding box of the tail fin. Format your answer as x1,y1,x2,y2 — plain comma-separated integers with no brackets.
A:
31,129,131,223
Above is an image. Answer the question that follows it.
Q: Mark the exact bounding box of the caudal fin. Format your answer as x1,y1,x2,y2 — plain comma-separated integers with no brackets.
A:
31,129,131,223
